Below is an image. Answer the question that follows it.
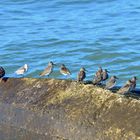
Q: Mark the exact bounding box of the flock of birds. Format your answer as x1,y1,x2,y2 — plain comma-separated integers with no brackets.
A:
0,61,137,95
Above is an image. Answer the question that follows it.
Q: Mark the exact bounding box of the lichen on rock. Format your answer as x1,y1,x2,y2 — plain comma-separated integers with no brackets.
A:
0,78,140,140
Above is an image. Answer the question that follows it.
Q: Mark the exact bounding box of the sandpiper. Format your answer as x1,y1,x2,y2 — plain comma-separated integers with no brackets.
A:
105,76,118,90
93,66,103,85
60,64,71,76
40,61,55,77
0,66,5,81
77,67,86,82
102,69,109,82
117,80,132,94
15,64,28,76
130,76,137,91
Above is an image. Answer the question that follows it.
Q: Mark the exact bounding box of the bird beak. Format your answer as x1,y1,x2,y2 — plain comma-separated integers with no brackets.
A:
116,77,119,79
107,70,110,73
53,63,57,66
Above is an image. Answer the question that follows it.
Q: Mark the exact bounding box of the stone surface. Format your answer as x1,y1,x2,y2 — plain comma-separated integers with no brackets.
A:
0,78,140,140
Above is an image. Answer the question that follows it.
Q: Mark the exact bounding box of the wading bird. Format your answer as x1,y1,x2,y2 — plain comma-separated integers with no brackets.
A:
77,67,86,82
15,64,28,76
60,64,71,77
40,61,55,77
117,80,132,94
93,66,103,85
130,76,137,91
105,76,118,90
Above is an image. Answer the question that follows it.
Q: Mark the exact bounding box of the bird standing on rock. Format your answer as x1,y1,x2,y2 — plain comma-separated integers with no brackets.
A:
130,76,137,91
60,64,71,77
40,61,55,77
77,67,86,82
15,64,28,76
105,76,118,90
0,66,5,82
93,67,103,85
102,69,109,82
117,80,132,94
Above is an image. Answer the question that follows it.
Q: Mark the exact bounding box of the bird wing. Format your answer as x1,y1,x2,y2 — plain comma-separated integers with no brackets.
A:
95,71,100,77
40,66,52,76
106,79,116,89
117,84,131,94
78,71,85,81
61,67,71,75
93,73,102,84
102,72,108,80
15,66,25,74
130,82,136,91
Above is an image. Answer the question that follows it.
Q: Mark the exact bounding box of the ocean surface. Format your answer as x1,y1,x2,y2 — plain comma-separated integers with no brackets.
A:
1,0,140,87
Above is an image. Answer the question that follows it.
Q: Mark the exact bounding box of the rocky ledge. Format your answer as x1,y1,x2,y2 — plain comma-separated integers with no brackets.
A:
0,78,139,140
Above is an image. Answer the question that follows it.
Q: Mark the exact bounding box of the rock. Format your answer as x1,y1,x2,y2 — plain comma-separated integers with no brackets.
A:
0,78,140,140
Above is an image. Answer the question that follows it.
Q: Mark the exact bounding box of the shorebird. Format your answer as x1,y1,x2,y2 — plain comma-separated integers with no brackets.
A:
0,66,5,82
105,76,118,90
15,64,28,76
130,76,137,91
102,69,109,82
77,67,86,82
40,61,55,77
60,64,71,77
117,80,132,94
93,66,103,85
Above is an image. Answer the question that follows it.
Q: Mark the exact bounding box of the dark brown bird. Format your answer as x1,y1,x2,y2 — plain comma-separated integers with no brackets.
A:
77,67,86,82
130,76,137,91
60,64,71,76
117,80,132,94
0,66,5,78
93,66,103,84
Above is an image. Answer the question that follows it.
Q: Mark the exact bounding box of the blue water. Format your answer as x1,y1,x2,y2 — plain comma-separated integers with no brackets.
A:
0,0,140,86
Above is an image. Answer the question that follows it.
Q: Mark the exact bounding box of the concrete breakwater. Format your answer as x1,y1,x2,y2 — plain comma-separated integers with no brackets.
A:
0,78,139,140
